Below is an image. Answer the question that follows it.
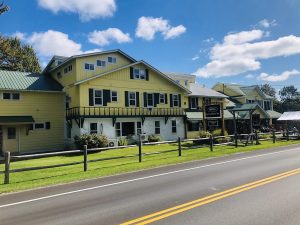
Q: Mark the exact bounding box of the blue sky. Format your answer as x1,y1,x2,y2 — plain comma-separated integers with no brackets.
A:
1,0,300,89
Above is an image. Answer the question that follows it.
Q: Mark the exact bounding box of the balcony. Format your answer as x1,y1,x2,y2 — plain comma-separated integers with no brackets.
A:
66,107,186,120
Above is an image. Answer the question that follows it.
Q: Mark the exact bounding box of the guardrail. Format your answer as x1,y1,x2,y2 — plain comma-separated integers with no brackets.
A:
1,130,297,184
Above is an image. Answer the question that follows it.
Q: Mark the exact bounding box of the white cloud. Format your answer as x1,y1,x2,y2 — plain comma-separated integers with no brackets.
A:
259,19,277,28
37,0,116,21
194,29,300,78
245,74,255,79
88,28,132,46
223,30,265,45
192,55,199,61
12,31,26,40
203,37,214,43
135,16,186,41
258,69,300,82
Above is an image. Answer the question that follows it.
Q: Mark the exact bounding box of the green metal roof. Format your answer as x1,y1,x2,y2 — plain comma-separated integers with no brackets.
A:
230,103,259,111
0,70,62,91
0,116,35,124
266,110,282,119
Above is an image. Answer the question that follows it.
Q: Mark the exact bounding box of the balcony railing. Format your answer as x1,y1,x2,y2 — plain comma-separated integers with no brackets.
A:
66,107,186,119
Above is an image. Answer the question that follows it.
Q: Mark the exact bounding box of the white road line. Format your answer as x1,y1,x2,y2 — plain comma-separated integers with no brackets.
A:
1,147,300,209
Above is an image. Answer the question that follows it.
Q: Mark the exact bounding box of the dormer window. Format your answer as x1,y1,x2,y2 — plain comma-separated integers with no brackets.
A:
97,60,106,67
134,68,146,80
85,63,95,71
3,92,20,100
108,56,117,64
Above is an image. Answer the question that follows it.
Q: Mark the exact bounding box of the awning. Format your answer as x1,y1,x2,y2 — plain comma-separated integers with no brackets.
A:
278,111,300,121
0,116,35,124
186,112,203,121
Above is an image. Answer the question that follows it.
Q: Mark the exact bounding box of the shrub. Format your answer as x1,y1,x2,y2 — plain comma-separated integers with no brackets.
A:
118,138,128,146
148,134,161,142
74,134,109,149
258,133,272,139
211,129,228,137
199,131,211,138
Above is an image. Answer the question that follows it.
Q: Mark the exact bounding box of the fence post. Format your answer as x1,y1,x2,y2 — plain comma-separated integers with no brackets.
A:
4,151,10,184
178,137,182,157
287,129,290,141
272,129,276,143
234,132,238,148
210,135,213,152
255,130,259,145
138,134,142,162
83,145,88,172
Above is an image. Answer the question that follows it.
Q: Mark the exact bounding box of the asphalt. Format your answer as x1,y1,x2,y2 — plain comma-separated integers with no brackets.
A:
1,144,300,225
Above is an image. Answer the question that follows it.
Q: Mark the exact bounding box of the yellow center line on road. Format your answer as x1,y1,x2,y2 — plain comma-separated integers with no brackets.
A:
120,168,300,225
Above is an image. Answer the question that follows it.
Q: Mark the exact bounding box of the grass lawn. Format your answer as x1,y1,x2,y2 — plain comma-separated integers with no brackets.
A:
1,139,300,194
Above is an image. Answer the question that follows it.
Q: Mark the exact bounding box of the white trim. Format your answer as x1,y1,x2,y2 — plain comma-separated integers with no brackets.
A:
190,97,198,109
146,93,154,107
96,60,106,67
94,89,103,106
84,62,95,71
172,94,180,107
1,92,21,101
33,122,46,130
107,56,117,64
111,90,118,102
159,93,165,104
128,91,137,106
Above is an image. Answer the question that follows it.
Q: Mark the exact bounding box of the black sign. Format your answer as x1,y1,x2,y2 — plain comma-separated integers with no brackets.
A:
205,104,221,118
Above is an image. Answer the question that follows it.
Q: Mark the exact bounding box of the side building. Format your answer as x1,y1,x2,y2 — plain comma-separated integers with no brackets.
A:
0,70,65,153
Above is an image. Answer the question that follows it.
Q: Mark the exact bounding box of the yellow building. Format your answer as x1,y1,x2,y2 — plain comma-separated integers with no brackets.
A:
0,70,65,153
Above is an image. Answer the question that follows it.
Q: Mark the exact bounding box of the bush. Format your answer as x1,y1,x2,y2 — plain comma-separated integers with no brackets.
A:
118,138,128,146
74,134,109,149
211,129,228,137
148,134,161,142
199,131,211,138
258,133,272,139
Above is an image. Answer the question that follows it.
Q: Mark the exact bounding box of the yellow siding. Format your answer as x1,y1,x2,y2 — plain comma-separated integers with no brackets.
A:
75,52,132,82
50,62,77,87
0,91,65,152
77,66,188,109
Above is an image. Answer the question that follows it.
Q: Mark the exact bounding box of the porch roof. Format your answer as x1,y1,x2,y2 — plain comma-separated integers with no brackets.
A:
0,116,35,124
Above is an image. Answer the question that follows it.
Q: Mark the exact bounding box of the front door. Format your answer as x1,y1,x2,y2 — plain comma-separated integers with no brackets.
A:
3,126,19,153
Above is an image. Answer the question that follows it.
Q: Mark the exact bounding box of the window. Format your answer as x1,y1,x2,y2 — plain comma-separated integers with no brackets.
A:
94,90,103,105
264,100,272,110
129,92,136,106
68,65,72,72
190,97,198,109
108,56,117,63
205,98,211,105
122,122,135,136
246,99,255,104
147,93,154,107
137,122,142,135
159,94,165,104
184,80,188,86
116,122,121,137
34,123,45,129
57,72,62,79
155,121,160,134
173,94,180,107
3,93,20,100
187,121,200,131
64,67,68,74
7,127,16,139
84,63,95,70
171,120,177,133
111,91,118,102
97,60,106,67
133,68,146,80
57,60,62,65
90,123,98,134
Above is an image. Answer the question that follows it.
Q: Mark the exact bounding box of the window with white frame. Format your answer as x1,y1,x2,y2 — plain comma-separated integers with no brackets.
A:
184,80,188,86
147,93,154,107
94,90,103,105
68,65,72,72
84,63,95,70
90,123,98,134
155,121,160,134
64,67,68,74
246,99,255,104
171,120,177,133
116,122,121,137
159,94,165,104
264,100,272,110
190,97,198,109
137,122,142,135
111,91,118,102
134,68,146,80
173,94,180,107
34,123,45,129
108,56,117,64
97,60,106,67
129,92,136,106
3,92,20,100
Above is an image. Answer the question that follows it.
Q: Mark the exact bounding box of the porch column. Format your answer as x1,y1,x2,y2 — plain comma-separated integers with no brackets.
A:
202,98,206,131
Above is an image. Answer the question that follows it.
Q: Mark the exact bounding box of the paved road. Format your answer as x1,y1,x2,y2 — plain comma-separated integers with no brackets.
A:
1,144,300,225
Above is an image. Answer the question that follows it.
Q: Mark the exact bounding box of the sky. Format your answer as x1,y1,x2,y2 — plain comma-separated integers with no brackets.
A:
1,0,300,90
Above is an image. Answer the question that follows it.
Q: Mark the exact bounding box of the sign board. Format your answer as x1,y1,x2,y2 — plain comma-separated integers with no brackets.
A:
205,104,221,118
207,120,219,127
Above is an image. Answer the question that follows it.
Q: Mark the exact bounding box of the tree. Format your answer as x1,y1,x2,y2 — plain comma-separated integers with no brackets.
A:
279,85,300,112
0,2,9,15
0,35,41,73
260,84,276,98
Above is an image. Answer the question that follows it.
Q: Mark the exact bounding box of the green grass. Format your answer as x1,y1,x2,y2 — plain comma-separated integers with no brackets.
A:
1,140,300,194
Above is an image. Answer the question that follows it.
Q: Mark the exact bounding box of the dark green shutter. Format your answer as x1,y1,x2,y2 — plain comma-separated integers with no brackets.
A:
179,94,181,107
103,89,111,106
89,89,94,106
125,91,129,107
130,67,134,79
29,124,34,130
196,97,199,108
45,122,51,129
170,94,173,107
144,92,148,107
165,93,168,104
136,92,139,107
188,97,191,109
145,69,149,81
154,93,159,107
